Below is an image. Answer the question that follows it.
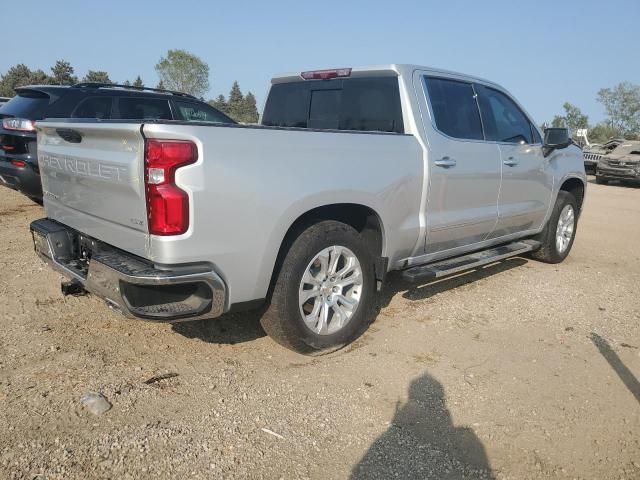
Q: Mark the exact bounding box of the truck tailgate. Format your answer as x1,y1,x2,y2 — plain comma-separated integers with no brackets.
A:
37,121,150,258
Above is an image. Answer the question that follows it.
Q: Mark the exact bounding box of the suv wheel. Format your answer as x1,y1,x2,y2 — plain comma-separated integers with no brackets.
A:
261,220,376,355
530,191,578,264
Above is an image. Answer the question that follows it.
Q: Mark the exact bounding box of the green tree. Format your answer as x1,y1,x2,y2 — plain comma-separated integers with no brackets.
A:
156,79,166,90
240,92,259,123
155,49,209,97
51,60,77,85
28,69,53,86
597,82,640,137
551,102,589,134
209,94,227,113
133,75,144,88
83,70,112,84
226,81,244,120
0,64,34,96
588,122,625,144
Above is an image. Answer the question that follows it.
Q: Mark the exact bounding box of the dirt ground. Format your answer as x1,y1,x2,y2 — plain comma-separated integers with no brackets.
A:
0,180,638,480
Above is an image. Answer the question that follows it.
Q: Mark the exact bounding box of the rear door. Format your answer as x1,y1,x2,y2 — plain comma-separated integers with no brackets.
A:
419,76,501,253
476,85,552,236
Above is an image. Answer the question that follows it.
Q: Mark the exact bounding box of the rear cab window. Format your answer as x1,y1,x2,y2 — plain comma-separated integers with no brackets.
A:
262,76,404,133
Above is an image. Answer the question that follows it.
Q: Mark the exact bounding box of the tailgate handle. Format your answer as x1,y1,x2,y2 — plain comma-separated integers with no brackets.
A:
56,128,82,144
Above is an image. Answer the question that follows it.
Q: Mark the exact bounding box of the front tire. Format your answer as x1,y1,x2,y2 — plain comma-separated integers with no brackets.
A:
595,175,608,185
261,220,376,355
530,191,578,264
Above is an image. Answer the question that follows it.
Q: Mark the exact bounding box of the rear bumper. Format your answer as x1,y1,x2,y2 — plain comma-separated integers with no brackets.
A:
30,218,226,322
0,155,42,200
0,129,41,199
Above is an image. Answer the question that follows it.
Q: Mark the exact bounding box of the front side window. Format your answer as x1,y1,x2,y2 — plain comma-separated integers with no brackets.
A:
478,87,533,144
424,77,484,141
174,101,235,124
71,96,112,119
115,97,171,120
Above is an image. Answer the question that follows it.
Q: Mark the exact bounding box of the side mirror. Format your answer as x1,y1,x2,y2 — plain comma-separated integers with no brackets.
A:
543,128,571,157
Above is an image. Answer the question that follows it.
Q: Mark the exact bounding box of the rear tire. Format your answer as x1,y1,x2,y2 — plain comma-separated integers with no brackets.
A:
530,191,578,264
261,220,376,355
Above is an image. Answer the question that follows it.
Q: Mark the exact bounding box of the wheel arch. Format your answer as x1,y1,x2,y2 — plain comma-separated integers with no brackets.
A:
558,176,586,214
266,203,386,298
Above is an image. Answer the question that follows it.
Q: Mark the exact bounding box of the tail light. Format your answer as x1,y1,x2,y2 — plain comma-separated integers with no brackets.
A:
144,139,197,236
2,118,36,132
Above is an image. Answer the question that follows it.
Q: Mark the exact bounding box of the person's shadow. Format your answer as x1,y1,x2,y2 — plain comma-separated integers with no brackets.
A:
351,372,495,480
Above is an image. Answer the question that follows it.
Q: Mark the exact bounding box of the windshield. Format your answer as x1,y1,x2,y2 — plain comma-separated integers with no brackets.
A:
0,90,51,119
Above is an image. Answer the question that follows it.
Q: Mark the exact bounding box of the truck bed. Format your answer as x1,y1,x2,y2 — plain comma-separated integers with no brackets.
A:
37,119,424,304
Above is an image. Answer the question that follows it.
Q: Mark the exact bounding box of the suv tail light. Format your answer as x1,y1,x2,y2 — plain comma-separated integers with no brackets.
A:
144,139,197,236
2,118,36,132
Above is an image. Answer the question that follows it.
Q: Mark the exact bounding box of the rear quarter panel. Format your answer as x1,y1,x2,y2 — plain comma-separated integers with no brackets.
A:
143,123,424,306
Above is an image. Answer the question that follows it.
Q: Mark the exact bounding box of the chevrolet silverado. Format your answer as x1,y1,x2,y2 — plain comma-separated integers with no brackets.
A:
30,64,586,354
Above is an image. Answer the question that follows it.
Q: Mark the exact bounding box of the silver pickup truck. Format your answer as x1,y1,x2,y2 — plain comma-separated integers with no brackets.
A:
30,64,586,354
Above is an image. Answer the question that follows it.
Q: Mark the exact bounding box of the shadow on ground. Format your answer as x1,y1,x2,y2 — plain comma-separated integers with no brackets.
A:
171,309,267,345
351,372,495,479
587,178,640,188
171,257,529,346
590,332,640,404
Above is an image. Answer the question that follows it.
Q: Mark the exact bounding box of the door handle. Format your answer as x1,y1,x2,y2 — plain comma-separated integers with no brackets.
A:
434,157,457,168
503,157,519,167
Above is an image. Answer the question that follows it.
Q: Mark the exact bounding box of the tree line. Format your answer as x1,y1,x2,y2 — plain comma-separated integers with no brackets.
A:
548,82,639,144
0,50,258,123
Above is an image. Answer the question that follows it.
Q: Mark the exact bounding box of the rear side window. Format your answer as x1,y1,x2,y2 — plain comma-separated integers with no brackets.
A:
115,97,171,120
173,100,235,124
71,96,112,119
477,87,533,144
262,77,404,133
424,77,484,141
0,91,51,119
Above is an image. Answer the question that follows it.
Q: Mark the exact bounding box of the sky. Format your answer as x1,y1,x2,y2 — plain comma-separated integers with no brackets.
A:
3,0,638,124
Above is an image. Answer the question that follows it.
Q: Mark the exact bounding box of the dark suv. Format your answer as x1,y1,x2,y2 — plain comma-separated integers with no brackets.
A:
0,83,235,202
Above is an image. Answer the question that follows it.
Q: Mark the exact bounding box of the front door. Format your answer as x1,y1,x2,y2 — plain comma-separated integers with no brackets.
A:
476,85,553,237
420,76,501,254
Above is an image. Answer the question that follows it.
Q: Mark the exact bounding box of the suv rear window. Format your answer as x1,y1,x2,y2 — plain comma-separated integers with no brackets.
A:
0,90,51,119
115,97,172,120
262,77,404,133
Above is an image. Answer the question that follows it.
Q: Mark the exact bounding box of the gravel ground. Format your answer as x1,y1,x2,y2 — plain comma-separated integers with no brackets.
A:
0,180,639,480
